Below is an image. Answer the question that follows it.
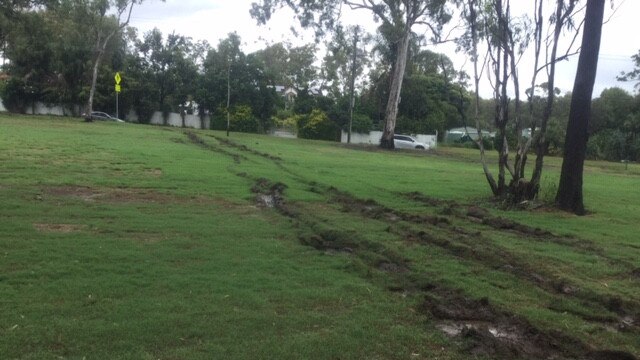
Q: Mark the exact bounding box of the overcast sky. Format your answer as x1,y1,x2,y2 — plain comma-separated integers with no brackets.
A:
128,0,640,98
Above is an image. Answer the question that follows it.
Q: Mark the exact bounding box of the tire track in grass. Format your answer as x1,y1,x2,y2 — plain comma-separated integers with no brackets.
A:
328,188,640,330
196,133,639,359
402,191,622,261
210,134,639,328
248,177,637,360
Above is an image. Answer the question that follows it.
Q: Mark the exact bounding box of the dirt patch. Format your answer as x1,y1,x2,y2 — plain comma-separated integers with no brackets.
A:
299,231,357,254
43,186,102,202
42,185,224,206
587,350,638,360
34,223,85,233
377,261,409,273
144,168,163,177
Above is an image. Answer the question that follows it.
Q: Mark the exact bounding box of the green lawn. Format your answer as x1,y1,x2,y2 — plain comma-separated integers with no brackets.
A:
1,114,638,359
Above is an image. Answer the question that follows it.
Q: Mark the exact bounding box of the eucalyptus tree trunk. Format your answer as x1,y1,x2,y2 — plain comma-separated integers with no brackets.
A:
85,30,116,121
556,0,605,215
468,0,498,195
527,0,575,200
379,29,410,149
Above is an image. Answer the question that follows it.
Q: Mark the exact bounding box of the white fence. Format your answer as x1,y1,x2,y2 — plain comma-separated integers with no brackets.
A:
148,112,210,129
341,130,437,149
0,98,211,130
1,101,82,117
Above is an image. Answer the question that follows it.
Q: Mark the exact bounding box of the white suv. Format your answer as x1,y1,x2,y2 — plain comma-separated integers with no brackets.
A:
393,134,427,150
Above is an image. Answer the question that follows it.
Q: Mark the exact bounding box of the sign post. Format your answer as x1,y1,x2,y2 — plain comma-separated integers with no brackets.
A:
114,72,121,119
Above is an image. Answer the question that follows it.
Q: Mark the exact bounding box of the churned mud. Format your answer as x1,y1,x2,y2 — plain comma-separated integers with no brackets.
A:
251,178,287,210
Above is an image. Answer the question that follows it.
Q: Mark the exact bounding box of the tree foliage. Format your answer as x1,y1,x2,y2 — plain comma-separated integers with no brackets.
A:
617,49,640,90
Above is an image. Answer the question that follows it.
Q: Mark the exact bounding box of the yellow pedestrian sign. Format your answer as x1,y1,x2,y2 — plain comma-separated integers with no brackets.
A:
114,72,121,85
115,84,121,93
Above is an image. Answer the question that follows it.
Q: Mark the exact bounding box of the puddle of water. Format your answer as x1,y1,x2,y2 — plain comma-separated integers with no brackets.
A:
258,194,275,208
437,322,519,341
437,323,465,336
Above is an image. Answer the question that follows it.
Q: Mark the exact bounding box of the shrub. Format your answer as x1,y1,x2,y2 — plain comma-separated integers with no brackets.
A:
297,109,339,141
0,78,31,113
350,113,373,133
211,105,261,133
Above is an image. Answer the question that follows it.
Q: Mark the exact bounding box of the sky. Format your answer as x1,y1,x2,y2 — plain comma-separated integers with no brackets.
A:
128,0,640,98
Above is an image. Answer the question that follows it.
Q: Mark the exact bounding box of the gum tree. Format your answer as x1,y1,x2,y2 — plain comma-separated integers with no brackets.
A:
556,0,605,214
459,0,583,200
250,0,452,149
83,0,142,121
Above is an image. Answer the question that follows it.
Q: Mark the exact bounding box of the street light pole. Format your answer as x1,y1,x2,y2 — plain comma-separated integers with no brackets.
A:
348,27,360,144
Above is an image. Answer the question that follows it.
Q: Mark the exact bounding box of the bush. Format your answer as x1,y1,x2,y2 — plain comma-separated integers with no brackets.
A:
134,99,156,124
297,109,339,141
588,130,628,161
211,105,261,133
230,105,261,133
0,78,31,113
350,113,373,133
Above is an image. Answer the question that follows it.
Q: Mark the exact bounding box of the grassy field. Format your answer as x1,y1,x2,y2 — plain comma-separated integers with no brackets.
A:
0,114,638,360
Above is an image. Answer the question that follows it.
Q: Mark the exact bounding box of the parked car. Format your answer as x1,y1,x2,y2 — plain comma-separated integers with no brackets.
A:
87,111,125,122
393,134,427,150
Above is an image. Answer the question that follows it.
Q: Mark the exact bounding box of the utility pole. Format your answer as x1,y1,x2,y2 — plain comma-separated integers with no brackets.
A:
348,27,360,144
226,56,231,137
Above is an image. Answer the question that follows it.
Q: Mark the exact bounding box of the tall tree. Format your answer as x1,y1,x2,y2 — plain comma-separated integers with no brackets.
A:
556,0,605,215
459,0,582,201
253,42,318,89
84,0,141,121
136,28,198,118
250,0,452,149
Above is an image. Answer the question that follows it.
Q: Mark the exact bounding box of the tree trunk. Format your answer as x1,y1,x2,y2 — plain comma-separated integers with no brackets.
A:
379,29,411,149
85,47,104,122
86,29,117,122
556,0,605,215
465,0,499,195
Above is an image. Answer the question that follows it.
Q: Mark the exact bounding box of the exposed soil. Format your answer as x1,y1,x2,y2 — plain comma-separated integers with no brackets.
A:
33,223,85,233
144,168,163,177
42,185,223,205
